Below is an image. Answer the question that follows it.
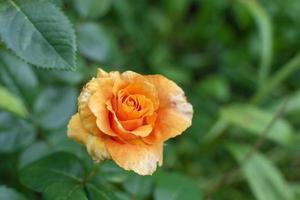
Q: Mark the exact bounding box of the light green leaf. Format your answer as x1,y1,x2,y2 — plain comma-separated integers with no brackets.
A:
0,185,26,200
33,86,77,129
73,0,111,19
252,52,300,104
237,0,273,86
221,104,294,145
271,90,300,115
0,112,35,153
228,144,294,200
0,50,38,104
0,0,76,70
154,171,202,200
0,85,28,118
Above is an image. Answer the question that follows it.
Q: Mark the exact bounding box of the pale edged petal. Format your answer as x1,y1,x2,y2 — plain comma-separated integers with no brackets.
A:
105,138,163,175
144,75,193,143
86,134,110,162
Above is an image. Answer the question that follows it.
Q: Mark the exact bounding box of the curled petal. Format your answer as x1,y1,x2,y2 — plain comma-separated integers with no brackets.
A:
107,101,153,138
105,138,163,175
67,113,89,144
88,83,117,137
113,71,159,110
144,75,193,143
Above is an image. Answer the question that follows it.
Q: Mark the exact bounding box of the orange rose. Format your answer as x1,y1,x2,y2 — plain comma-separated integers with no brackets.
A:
67,69,193,175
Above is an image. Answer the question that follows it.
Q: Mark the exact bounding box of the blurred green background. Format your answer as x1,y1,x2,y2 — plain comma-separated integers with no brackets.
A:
1,0,300,199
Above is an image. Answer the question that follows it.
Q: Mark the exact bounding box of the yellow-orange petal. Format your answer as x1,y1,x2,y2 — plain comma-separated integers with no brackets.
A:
86,134,110,162
88,86,117,137
78,78,101,135
105,138,163,175
144,75,193,143
67,113,89,144
96,68,109,78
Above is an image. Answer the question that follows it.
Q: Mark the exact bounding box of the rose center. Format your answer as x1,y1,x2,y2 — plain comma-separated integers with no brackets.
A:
115,89,154,120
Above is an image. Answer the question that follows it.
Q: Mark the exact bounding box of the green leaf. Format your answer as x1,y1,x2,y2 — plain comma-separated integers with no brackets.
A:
0,185,26,200
221,104,294,145
237,0,273,86
271,90,300,115
43,180,87,200
73,0,111,19
33,86,77,129
252,52,300,104
77,23,115,64
19,141,51,168
0,50,38,105
0,0,76,70
154,171,202,200
20,152,86,199
228,144,294,200
99,161,130,183
86,183,118,200
0,112,35,153
0,85,28,118
123,175,153,198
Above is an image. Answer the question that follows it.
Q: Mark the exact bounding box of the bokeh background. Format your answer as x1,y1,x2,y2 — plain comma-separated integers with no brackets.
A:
1,0,300,199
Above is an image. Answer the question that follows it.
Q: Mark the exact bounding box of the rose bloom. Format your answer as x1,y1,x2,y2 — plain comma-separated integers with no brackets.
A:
68,69,193,175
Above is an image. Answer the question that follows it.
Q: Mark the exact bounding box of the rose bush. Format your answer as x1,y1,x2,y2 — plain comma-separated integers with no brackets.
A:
68,69,193,175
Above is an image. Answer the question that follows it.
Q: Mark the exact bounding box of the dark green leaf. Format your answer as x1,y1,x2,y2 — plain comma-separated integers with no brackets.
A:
0,112,35,153
19,141,50,168
154,171,202,200
0,0,76,69
20,152,86,199
86,183,118,200
33,86,77,129
123,175,153,198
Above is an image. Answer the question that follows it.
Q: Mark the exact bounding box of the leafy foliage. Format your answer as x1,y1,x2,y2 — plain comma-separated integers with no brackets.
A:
0,0,300,199
0,0,76,70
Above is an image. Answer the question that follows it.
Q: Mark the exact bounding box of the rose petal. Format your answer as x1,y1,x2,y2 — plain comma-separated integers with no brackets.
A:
67,113,89,144
144,75,193,143
120,118,144,131
113,71,159,110
86,134,110,162
105,138,163,175
78,78,103,135
107,101,153,138
89,88,117,137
